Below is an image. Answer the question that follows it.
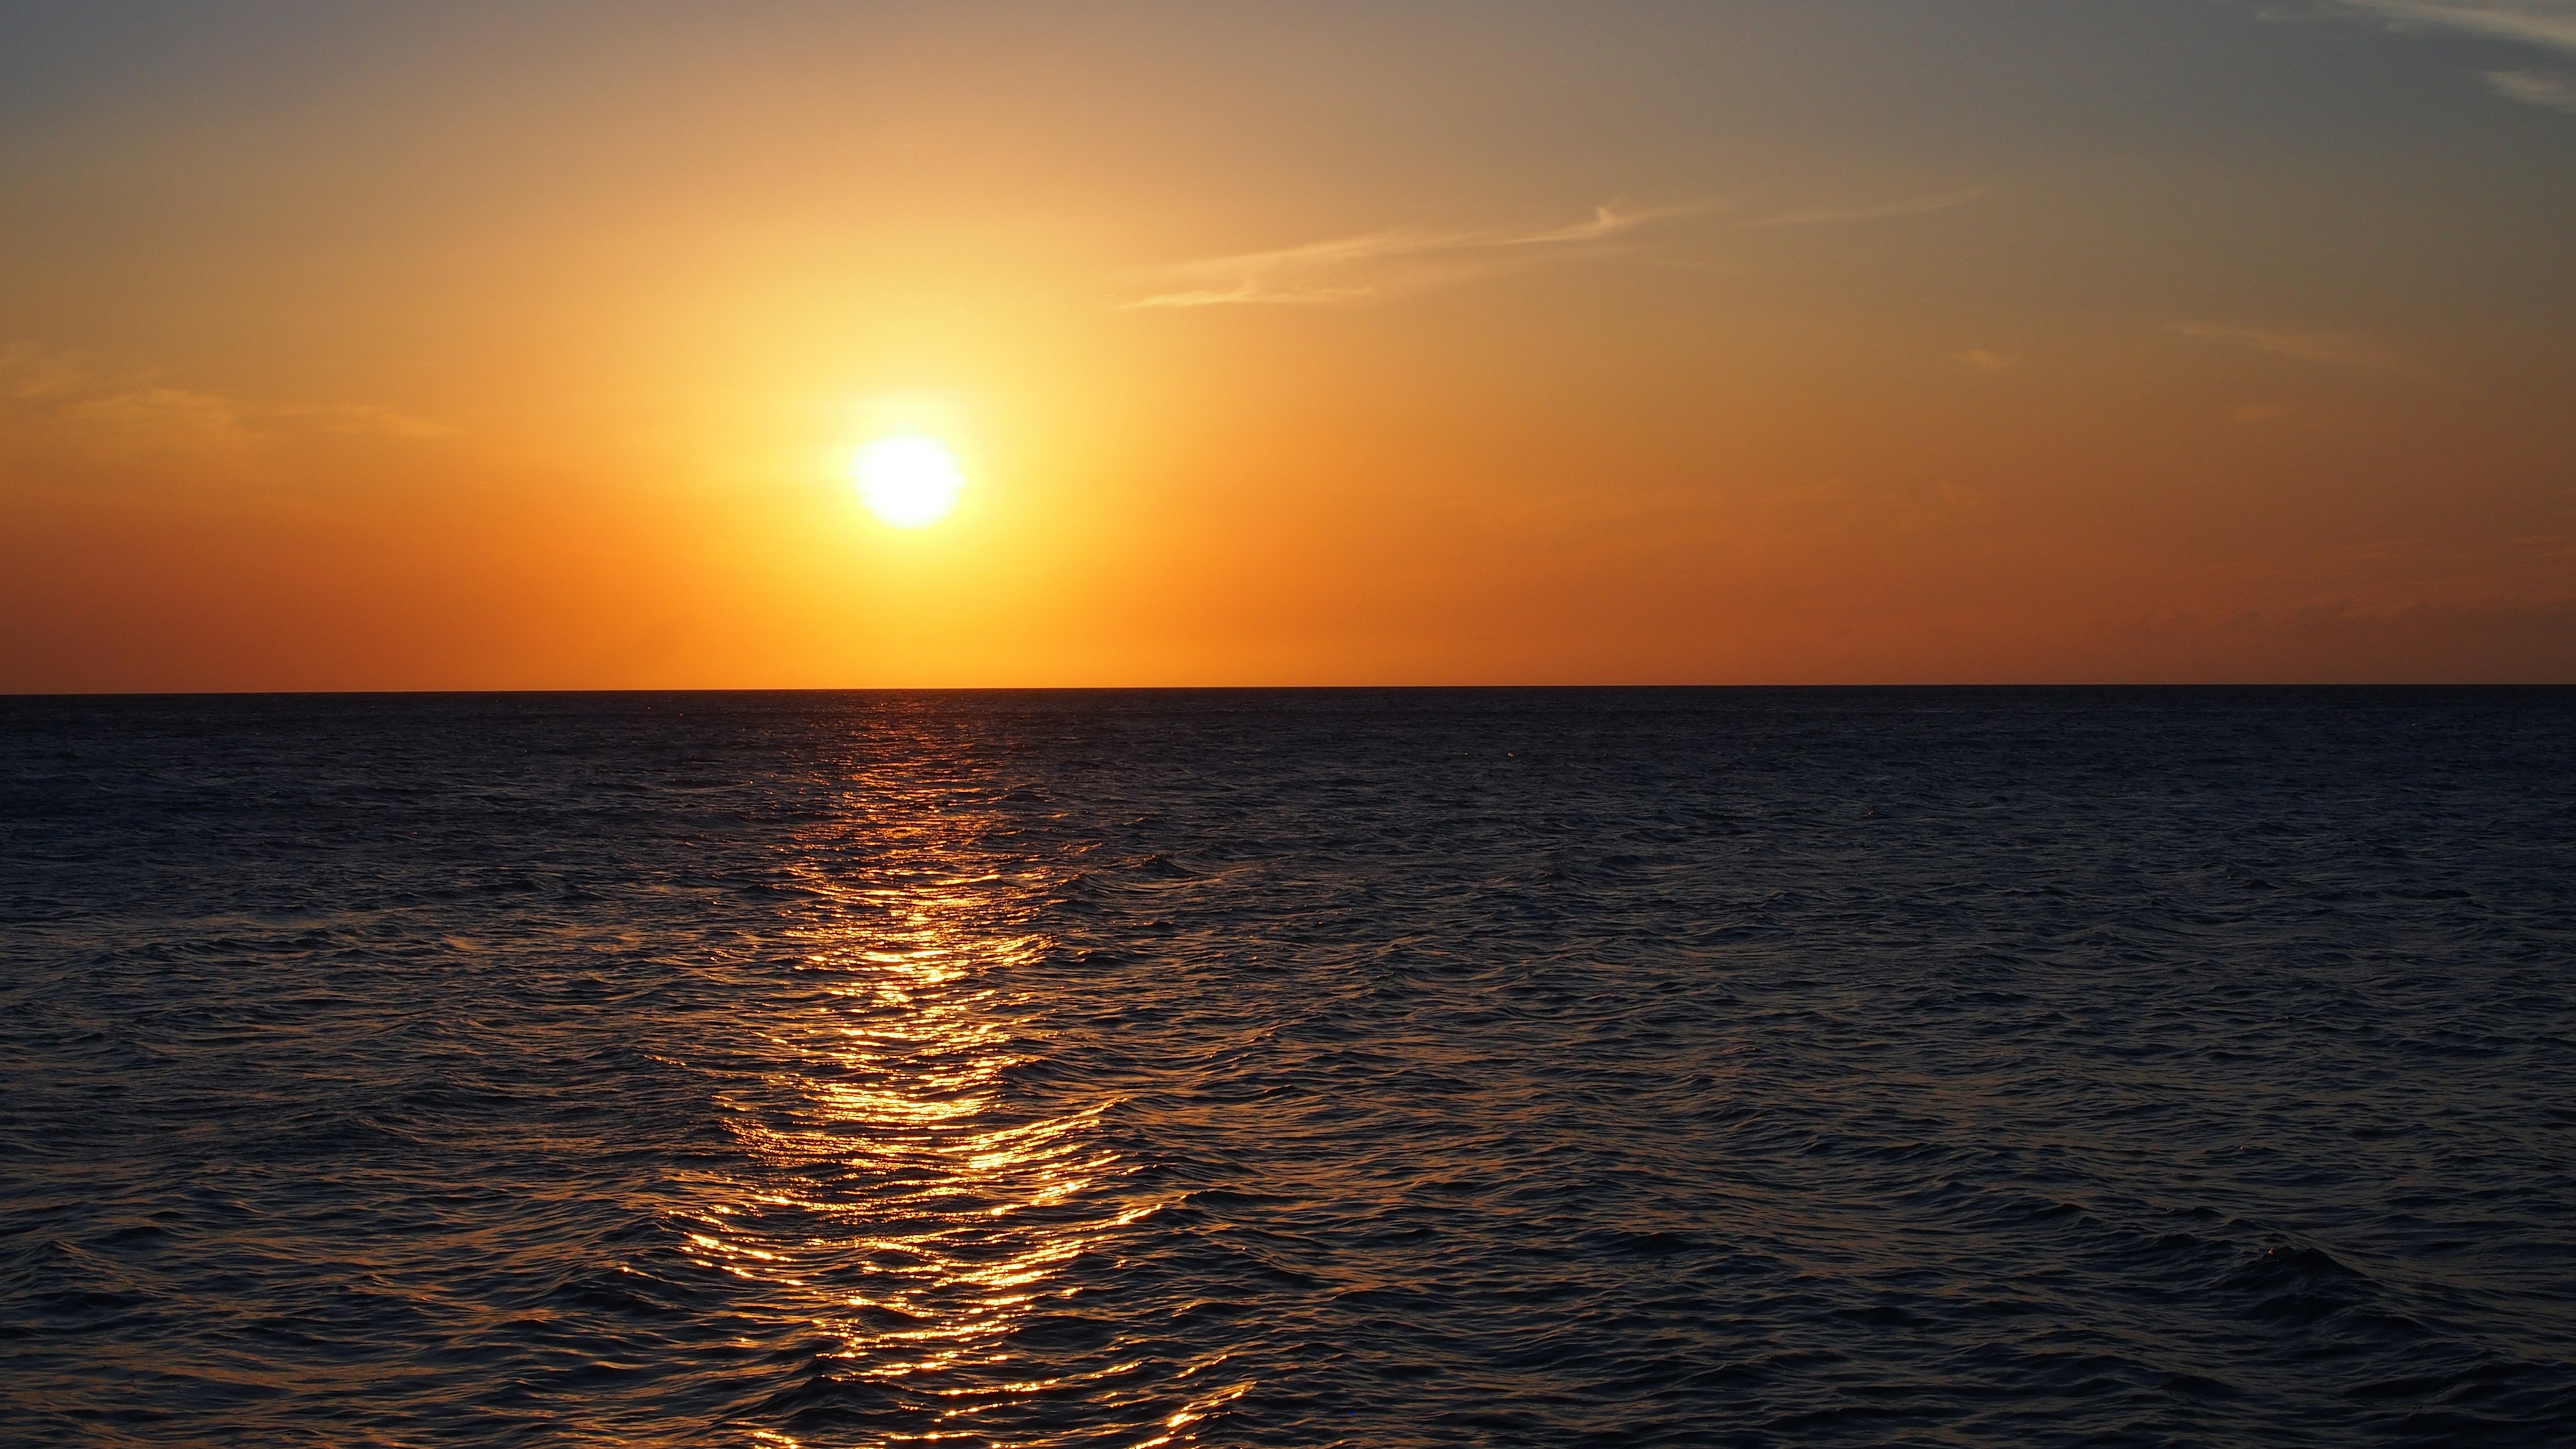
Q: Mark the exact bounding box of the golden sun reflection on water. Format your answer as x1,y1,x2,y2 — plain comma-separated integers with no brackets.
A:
680,803,1248,1446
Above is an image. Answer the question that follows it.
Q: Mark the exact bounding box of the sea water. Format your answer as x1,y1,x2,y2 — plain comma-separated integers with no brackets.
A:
3,689,2571,1445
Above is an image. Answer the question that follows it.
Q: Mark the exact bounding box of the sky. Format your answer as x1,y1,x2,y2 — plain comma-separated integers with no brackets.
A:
3,0,2573,688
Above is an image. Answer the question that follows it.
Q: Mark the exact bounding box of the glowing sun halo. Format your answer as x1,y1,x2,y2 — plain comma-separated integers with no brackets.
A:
854,435,965,528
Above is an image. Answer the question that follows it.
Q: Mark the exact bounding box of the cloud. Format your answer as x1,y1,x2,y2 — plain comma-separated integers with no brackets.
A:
0,341,448,464
1955,349,2020,372
2485,66,2576,106
2173,321,2398,368
61,386,260,453
1120,202,1715,310
1,345,258,456
2328,2,2576,108
2324,1,2576,52
1122,186,1986,310
1750,189,1988,228
1119,280,1380,311
2322,2,2576,107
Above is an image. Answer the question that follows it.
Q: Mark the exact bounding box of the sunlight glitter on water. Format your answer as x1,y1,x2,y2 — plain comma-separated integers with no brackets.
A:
675,790,1239,1447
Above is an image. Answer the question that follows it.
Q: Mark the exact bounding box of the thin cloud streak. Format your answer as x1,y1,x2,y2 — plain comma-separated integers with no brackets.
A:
2326,1,2576,53
3,343,260,454
0,341,449,459
1122,282,1380,310
2174,321,2400,368
1120,202,1713,310
1122,188,1984,310
2486,66,2576,106
2320,3,2576,110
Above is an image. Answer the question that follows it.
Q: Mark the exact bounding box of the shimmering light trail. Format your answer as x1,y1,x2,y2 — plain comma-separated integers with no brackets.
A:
678,747,1248,1446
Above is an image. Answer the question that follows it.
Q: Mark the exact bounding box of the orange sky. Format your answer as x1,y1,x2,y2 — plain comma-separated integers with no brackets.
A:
4,2,2573,688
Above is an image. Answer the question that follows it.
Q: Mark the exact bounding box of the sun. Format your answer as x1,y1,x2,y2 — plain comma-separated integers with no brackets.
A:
853,435,965,528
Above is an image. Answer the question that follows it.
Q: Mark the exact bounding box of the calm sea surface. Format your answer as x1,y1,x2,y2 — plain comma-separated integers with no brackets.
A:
3,690,2572,1446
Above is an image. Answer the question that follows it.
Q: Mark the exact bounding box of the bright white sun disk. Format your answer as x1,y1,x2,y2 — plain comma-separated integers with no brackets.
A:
854,436,965,528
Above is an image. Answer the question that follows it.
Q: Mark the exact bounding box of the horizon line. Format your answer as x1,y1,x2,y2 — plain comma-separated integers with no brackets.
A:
7,682,2571,700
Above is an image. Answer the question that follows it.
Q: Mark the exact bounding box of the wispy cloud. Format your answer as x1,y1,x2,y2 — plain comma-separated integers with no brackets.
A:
1123,186,1986,310
1750,188,1988,228
0,341,449,463
2,344,259,455
2320,1,2576,109
286,402,454,439
2324,1,2576,52
2173,321,2398,368
1120,202,1712,310
1955,349,2020,373
2486,65,2576,106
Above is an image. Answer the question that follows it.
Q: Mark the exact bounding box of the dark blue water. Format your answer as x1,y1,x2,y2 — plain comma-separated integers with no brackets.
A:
3,690,2572,1446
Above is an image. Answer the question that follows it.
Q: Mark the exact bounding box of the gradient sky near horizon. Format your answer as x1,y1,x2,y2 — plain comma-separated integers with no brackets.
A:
4,1,2573,688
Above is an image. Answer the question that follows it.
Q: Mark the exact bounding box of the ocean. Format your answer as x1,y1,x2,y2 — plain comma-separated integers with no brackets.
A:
3,688,2571,1446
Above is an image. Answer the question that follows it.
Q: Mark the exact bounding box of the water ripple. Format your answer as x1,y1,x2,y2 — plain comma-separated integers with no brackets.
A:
1,688,2571,1445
